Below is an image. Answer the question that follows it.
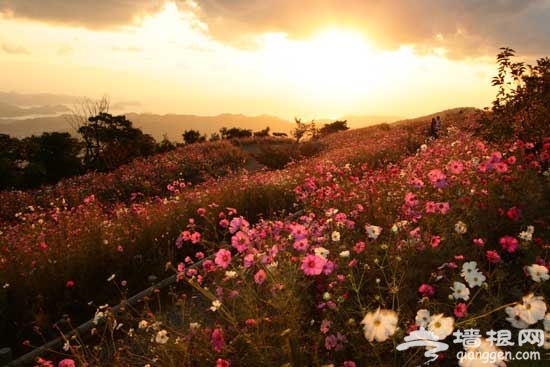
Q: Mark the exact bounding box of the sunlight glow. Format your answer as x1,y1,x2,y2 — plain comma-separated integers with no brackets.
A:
259,28,379,101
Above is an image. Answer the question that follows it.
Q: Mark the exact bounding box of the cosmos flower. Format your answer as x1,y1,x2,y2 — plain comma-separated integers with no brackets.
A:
527,264,549,283
428,314,454,339
451,281,470,301
361,308,398,342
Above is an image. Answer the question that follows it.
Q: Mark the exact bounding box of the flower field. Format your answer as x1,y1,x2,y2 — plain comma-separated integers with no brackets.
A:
1,109,549,366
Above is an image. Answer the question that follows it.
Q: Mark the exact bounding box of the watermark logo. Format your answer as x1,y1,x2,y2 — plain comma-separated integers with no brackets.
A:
395,327,448,364
397,328,543,365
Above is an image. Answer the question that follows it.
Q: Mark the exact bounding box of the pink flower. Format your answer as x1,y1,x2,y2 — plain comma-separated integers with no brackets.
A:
197,207,206,216
190,232,201,244
431,235,441,248
405,192,419,207
211,327,224,352
243,253,255,268
215,249,232,269
216,359,230,367
325,334,338,350
229,216,249,234
418,284,435,297
343,362,357,367
58,360,75,367
473,238,485,247
454,303,468,318
506,207,521,221
301,254,327,276
293,238,309,252
499,236,518,253
254,269,267,285
436,202,450,215
447,160,464,175
231,231,250,253
65,280,74,288
486,250,501,264
353,241,365,254
425,201,437,214
427,169,447,188
320,319,331,334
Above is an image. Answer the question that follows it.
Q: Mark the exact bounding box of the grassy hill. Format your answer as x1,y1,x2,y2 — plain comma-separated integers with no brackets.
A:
1,108,548,366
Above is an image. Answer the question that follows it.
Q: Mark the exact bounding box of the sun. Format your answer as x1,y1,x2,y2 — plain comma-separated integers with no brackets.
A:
260,28,379,102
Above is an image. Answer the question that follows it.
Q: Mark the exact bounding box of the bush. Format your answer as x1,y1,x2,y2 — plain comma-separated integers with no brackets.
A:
477,47,550,144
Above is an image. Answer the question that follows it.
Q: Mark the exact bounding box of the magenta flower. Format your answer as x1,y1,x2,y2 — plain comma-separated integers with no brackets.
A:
454,303,468,318
499,236,518,253
301,254,327,276
214,249,232,269
231,231,250,252
418,283,435,297
254,269,267,285
211,327,224,352
216,359,230,367
58,360,75,367
486,250,502,264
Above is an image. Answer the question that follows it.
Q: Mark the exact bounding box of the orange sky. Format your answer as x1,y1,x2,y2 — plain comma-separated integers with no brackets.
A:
1,1,548,119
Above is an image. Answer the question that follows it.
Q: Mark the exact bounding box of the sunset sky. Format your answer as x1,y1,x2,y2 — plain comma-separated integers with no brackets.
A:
1,0,549,119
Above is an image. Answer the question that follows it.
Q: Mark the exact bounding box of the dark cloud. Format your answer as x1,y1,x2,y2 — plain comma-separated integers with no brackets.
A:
1,41,29,54
190,0,550,58
0,0,166,29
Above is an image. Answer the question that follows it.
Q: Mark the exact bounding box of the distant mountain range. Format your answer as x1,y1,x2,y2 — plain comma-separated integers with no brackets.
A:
0,101,70,117
0,91,403,141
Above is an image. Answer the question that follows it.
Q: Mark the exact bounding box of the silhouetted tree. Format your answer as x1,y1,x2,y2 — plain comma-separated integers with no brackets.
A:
157,134,176,153
0,134,22,189
78,112,155,171
254,126,271,137
21,132,83,187
219,127,252,139
320,120,349,135
183,129,206,144
292,118,319,143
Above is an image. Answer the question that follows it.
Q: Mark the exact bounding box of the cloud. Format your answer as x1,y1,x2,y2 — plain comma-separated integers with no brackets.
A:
1,41,29,54
189,0,550,58
0,0,166,29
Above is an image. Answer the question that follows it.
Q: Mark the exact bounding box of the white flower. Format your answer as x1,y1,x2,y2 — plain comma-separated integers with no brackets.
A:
314,247,330,259
62,340,70,352
451,281,470,301
415,309,431,328
331,231,341,242
519,293,547,325
458,338,507,367
464,270,486,288
505,305,529,329
209,299,222,312
154,329,169,344
138,320,149,330
224,270,238,279
527,264,549,283
518,230,533,241
361,308,398,342
366,225,383,240
420,144,428,152
428,314,454,340
339,250,350,258
461,261,478,278
454,221,468,234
